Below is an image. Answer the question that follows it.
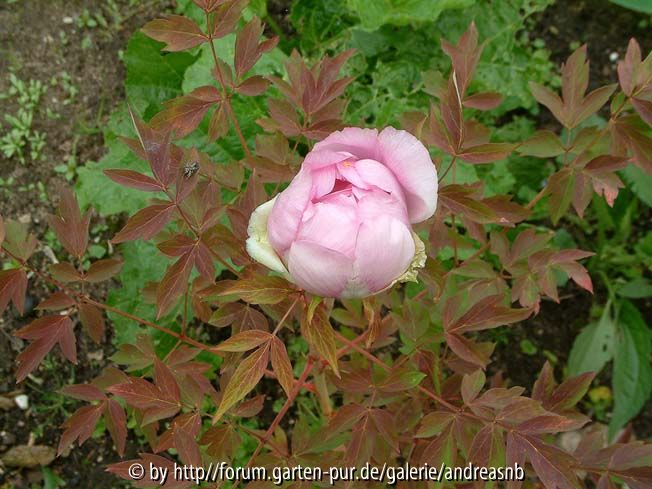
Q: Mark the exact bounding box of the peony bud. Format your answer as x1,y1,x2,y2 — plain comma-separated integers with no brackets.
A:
246,127,437,299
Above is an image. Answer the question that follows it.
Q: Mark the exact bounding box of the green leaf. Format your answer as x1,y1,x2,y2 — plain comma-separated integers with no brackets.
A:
518,130,565,157
346,0,475,31
458,143,517,164
42,467,65,489
290,0,356,54
377,367,426,392
618,278,652,299
105,241,184,350
461,369,486,404
568,304,616,377
623,163,652,207
214,330,272,352
610,300,652,438
213,344,270,421
415,411,455,438
439,159,478,186
480,161,517,197
123,32,197,117
609,0,652,14
77,108,151,216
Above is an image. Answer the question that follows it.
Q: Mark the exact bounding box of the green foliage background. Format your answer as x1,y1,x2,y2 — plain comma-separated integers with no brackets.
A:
76,0,652,437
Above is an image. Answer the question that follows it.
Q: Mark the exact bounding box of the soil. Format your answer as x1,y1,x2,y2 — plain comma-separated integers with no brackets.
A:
0,1,172,487
534,0,652,89
266,0,295,40
0,0,652,487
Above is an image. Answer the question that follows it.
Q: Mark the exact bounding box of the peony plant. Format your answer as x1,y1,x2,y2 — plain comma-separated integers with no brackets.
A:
247,127,436,298
1,1,652,487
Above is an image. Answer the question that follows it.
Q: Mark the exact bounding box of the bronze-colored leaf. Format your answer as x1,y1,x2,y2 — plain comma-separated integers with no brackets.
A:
142,15,207,52
111,203,175,244
78,303,105,343
216,275,296,305
15,315,77,382
47,187,90,259
270,337,294,396
85,258,123,283
214,330,272,352
213,344,270,422
302,304,340,377
104,169,164,192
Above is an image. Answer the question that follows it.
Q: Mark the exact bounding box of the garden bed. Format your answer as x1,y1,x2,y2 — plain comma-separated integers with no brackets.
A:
1,0,651,486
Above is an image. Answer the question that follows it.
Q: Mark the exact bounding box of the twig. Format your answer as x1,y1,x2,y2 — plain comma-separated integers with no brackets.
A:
437,155,457,183
272,298,298,335
230,358,316,489
333,331,460,413
165,188,240,276
206,12,252,159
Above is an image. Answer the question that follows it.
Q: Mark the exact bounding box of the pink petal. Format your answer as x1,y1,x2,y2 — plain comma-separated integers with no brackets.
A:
311,165,338,199
297,192,360,258
357,188,409,225
288,240,354,298
354,216,415,293
267,169,312,256
313,127,380,160
352,158,406,207
337,162,370,190
378,127,438,223
303,149,353,171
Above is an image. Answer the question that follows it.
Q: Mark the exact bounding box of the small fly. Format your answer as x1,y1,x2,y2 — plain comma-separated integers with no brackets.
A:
183,161,199,178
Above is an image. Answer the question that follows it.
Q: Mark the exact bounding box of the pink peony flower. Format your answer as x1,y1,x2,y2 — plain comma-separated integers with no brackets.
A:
246,127,438,298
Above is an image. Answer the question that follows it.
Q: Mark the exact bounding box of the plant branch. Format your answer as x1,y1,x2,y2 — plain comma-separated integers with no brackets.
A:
230,331,370,488
231,357,316,489
165,188,240,276
206,12,252,159
333,331,461,413
272,298,298,335
1,247,306,391
437,155,457,183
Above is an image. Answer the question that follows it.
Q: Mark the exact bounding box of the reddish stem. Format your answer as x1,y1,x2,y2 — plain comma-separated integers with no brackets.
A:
206,12,252,160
